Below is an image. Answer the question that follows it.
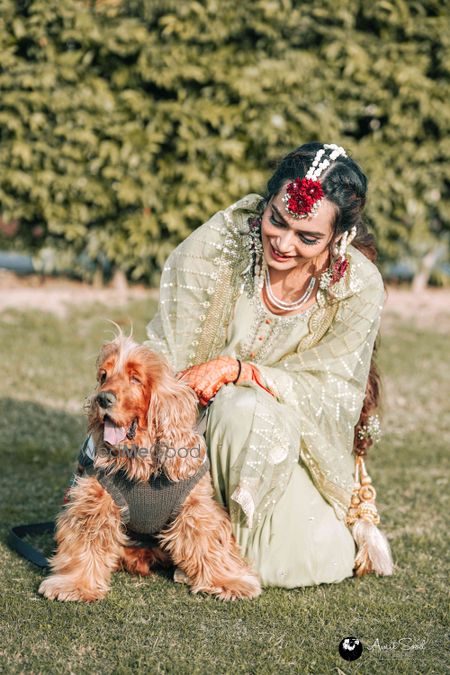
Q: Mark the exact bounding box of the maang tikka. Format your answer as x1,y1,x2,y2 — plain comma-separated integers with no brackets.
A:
282,144,347,220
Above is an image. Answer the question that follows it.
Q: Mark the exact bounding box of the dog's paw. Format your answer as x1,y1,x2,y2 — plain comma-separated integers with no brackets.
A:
191,572,262,601
216,573,262,601
38,576,106,602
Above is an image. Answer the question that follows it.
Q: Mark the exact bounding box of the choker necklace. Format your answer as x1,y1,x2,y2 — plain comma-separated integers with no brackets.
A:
264,266,316,311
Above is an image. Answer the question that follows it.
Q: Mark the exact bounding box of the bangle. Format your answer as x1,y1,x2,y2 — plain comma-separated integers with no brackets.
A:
233,359,242,384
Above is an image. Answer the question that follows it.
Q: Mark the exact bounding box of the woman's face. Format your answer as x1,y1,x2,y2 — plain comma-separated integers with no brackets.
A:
261,183,338,271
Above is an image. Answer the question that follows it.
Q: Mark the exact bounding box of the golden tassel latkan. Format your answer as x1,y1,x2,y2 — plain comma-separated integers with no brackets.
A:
346,455,394,577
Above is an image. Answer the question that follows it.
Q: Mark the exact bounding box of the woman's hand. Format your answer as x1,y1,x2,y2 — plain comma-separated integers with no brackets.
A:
176,356,241,406
176,357,276,405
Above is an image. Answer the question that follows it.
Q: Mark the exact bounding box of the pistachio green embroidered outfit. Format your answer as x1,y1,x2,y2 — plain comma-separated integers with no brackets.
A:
143,193,385,588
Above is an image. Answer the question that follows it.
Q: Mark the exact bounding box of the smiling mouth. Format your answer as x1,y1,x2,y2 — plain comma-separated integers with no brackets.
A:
269,242,295,259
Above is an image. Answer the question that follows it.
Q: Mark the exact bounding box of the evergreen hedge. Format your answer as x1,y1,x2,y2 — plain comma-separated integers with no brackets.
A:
0,0,448,285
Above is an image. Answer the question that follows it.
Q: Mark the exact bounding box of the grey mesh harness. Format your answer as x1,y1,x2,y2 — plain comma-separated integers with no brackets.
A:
78,432,210,541
83,457,210,537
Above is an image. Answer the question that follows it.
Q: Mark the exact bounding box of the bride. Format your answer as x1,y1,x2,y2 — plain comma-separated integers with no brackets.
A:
79,141,394,587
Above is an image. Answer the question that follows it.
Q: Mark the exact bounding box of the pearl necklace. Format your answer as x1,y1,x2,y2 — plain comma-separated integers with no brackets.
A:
264,266,316,311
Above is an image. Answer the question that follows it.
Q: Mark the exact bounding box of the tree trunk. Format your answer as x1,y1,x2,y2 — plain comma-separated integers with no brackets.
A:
411,245,445,292
92,268,104,289
111,268,128,294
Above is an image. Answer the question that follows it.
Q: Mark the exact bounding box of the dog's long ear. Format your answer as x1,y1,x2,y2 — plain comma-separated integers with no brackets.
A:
144,353,206,481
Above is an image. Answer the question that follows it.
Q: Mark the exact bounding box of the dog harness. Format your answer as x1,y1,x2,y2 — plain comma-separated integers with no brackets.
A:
76,435,210,538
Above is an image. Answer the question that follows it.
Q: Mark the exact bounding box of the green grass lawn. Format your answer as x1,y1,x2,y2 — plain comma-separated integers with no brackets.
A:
0,299,448,674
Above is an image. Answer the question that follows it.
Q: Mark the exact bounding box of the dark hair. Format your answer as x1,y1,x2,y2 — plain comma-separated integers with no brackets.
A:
265,142,377,263
265,142,383,457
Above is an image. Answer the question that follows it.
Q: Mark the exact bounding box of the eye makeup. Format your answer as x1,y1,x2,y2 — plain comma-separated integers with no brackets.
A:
269,214,320,246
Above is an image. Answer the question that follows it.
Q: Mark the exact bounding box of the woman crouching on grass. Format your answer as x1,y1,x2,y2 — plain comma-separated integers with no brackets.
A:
80,141,394,587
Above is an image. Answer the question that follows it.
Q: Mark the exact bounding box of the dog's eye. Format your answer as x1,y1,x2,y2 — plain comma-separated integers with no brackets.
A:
99,370,107,384
130,375,141,385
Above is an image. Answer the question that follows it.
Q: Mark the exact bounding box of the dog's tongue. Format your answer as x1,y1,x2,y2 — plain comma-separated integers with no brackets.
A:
103,419,127,445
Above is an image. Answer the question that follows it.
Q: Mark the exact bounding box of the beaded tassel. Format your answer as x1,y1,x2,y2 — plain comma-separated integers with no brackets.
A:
345,455,394,577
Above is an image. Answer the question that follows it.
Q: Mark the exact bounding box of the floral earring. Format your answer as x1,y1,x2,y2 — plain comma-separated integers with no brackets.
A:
320,226,357,291
240,213,265,297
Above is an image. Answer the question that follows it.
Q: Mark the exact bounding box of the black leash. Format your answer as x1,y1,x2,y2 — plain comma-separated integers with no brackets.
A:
8,522,56,570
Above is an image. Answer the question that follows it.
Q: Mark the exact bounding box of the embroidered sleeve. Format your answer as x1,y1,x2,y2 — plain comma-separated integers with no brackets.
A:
249,271,386,520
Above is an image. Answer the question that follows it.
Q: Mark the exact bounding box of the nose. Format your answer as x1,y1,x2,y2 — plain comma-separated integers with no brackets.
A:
96,391,117,409
275,232,296,254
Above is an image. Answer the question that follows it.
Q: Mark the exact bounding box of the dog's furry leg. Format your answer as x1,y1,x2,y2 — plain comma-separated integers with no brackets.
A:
158,475,262,601
38,476,127,602
117,545,171,576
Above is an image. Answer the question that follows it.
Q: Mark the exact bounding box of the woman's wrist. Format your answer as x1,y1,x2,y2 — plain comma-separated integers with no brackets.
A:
232,359,242,383
234,361,254,384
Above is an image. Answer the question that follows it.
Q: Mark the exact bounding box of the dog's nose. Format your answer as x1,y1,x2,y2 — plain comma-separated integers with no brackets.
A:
96,391,117,409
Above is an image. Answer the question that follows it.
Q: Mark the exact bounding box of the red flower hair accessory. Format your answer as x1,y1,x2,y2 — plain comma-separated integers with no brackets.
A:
282,144,348,220
282,177,324,219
